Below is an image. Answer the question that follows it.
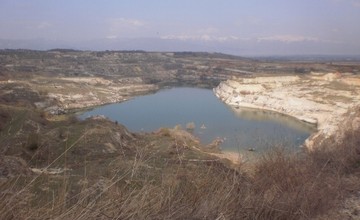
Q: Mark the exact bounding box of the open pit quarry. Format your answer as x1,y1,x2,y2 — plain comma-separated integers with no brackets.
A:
2,50,360,219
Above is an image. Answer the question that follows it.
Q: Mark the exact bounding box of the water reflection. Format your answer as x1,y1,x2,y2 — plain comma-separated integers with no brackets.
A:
229,106,317,134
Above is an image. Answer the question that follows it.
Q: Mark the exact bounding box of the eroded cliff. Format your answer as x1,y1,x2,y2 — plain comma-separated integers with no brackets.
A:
214,73,360,148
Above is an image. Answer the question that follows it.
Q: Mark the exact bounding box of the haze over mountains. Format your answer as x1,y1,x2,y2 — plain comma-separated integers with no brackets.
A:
1,0,360,56
1,37,359,56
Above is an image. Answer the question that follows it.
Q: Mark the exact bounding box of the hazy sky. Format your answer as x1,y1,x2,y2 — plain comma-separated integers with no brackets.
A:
1,0,360,55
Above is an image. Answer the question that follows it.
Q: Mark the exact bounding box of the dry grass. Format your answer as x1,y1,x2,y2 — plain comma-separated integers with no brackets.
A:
1,128,359,220
1,106,360,220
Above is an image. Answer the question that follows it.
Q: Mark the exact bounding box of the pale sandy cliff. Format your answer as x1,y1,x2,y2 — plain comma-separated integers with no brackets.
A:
214,73,360,148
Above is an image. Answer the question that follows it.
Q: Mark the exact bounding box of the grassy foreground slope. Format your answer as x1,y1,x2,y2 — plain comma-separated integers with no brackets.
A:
0,98,360,219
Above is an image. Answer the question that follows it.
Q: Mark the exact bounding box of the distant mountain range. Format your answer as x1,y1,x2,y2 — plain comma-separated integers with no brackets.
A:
0,37,359,59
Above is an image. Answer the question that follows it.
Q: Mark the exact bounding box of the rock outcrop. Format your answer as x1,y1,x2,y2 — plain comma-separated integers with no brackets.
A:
46,82,158,110
214,74,360,148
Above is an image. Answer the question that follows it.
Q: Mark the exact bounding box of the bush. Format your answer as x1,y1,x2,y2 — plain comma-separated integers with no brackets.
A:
27,132,39,151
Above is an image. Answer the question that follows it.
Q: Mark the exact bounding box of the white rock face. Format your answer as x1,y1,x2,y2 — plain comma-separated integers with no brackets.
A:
41,77,159,111
214,74,360,148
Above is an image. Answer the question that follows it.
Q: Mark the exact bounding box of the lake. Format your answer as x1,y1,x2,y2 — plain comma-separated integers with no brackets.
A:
79,87,316,154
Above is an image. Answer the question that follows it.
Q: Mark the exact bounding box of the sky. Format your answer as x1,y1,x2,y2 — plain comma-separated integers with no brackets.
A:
1,0,360,55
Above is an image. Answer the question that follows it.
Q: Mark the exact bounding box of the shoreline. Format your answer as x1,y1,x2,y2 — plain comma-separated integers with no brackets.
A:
72,85,317,164
216,93,319,125
44,74,360,163
213,75,360,149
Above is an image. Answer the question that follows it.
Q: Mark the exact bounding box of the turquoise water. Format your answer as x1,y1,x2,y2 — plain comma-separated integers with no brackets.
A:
79,87,316,153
